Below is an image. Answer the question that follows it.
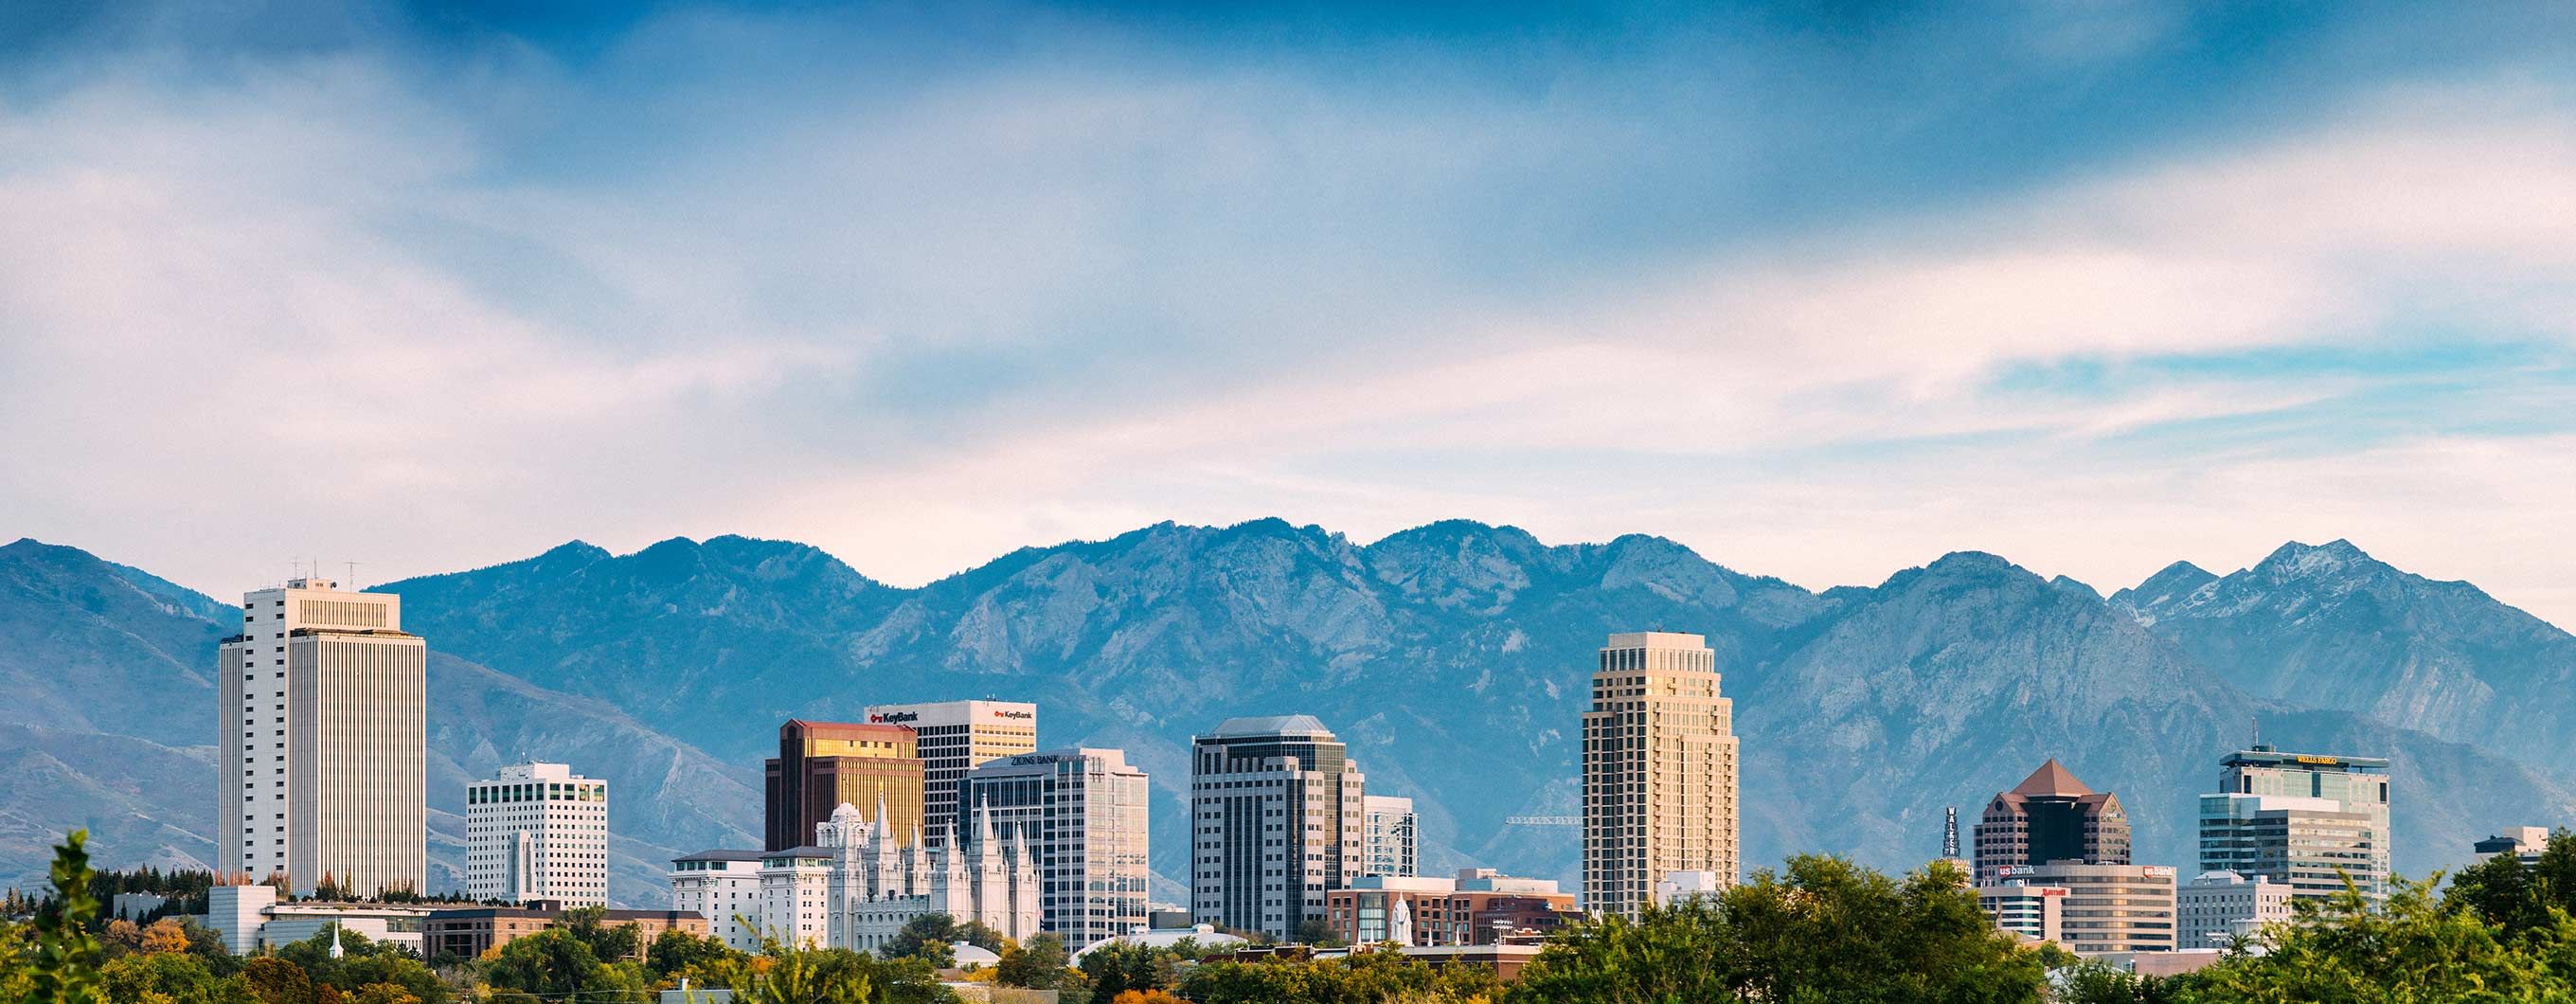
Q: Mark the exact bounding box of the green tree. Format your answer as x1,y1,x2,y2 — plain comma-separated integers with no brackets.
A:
647,927,744,982
881,911,999,967
273,926,446,1004
2164,875,2576,1003
26,830,107,1004
559,905,643,961
1176,950,1499,1004
732,943,874,1004
1511,855,2044,1004
1293,917,1345,948
98,950,254,1004
242,957,317,1004
995,933,1086,1002
479,928,648,1003
2445,828,2576,937
1077,942,1181,999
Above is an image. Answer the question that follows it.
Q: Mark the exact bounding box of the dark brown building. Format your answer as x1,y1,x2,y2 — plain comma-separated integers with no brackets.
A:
423,904,706,960
1972,759,2132,886
763,720,925,852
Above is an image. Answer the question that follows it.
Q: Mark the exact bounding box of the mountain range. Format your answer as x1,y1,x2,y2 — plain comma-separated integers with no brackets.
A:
4,523,2571,907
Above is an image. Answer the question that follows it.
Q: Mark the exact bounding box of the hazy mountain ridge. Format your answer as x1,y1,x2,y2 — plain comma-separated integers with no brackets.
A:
3,527,2571,906
2115,540,2576,766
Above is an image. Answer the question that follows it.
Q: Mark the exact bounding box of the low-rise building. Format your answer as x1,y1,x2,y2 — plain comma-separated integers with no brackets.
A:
205,882,436,955
1978,882,2066,943
423,905,705,960
2176,870,2291,950
1995,863,2175,957
1327,869,1580,946
1652,870,1724,907
2473,827,2555,868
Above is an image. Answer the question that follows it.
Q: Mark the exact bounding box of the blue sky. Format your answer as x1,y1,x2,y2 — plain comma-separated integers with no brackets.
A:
4,1,2573,625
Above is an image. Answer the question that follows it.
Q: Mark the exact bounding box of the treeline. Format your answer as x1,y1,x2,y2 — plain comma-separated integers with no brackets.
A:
10,829,2576,1002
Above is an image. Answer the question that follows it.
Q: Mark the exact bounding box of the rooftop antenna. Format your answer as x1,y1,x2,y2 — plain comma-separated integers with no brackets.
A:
344,561,361,590
2251,715,2261,749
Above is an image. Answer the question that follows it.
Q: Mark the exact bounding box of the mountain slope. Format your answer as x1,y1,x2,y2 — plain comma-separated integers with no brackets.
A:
0,540,751,905
6,526,2570,902
2116,540,2576,768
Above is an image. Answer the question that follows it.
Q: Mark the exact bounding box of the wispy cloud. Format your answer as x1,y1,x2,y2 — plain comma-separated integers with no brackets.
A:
3,2,2572,627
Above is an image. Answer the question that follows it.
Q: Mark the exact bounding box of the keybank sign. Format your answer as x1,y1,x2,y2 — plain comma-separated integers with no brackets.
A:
869,711,921,725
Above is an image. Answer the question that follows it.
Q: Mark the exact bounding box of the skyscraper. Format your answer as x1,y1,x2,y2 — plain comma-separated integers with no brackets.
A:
1581,631,1739,919
1190,715,1365,941
764,721,925,852
218,577,426,897
467,762,610,906
962,747,1151,947
1972,760,2132,885
1362,795,1419,879
2197,746,2390,902
864,700,1038,848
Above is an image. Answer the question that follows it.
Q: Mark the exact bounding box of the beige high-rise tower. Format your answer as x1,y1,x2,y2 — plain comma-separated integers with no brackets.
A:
1581,631,1738,918
219,578,427,898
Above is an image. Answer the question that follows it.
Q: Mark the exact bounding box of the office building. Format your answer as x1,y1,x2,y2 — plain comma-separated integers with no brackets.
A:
467,762,609,906
1363,796,1419,879
1978,882,2066,943
864,700,1037,848
1190,715,1366,940
962,747,1151,947
674,798,1040,952
669,850,765,951
218,577,427,898
2198,746,2390,902
2176,870,2291,950
1327,869,1579,946
1581,631,1740,919
1992,862,2175,956
2473,827,2554,867
764,720,924,852
1972,759,2132,886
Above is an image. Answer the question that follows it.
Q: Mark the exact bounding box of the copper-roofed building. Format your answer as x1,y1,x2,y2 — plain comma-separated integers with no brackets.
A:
1972,759,2132,886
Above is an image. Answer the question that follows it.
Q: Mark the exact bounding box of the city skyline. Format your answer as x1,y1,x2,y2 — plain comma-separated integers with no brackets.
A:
5,3,2575,628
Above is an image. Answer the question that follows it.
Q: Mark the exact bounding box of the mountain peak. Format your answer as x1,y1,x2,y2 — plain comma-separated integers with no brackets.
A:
2256,539,2376,577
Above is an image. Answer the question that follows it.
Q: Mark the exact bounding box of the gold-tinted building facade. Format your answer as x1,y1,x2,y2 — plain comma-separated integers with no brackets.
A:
764,720,925,850
1580,631,1739,919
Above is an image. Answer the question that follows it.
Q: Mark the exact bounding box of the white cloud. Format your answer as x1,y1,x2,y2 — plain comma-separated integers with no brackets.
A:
1,16,2571,632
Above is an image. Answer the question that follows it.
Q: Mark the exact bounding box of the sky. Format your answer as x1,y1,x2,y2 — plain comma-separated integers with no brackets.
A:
3,1,2574,626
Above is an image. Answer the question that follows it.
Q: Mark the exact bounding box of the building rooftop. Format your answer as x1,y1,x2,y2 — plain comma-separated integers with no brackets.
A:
2221,747,2390,771
2009,760,2094,798
674,849,766,864
1208,714,1334,738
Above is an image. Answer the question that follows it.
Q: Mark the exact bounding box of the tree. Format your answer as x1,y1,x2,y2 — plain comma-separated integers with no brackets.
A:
995,933,1086,1003
559,906,643,961
1293,917,1345,948
1512,855,2045,1004
881,911,978,967
732,943,873,1004
1176,950,1499,1004
242,957,318,1004
647,927,744,982
98,951,250,1004
2162,874,2576,1002
2446,828,2576,937
27,830,108,1004
141,919,194,954
478,928,648,1003
1110,992,1186,1004
1078,942,1183,1000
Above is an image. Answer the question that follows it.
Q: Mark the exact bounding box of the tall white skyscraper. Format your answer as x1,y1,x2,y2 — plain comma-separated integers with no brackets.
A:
1190,715,1365,941
863,700,1037,847
219,578,426,897
1581,631,1739,919
962,747,1151,947
467,762,610,906
1362,795,1419,878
